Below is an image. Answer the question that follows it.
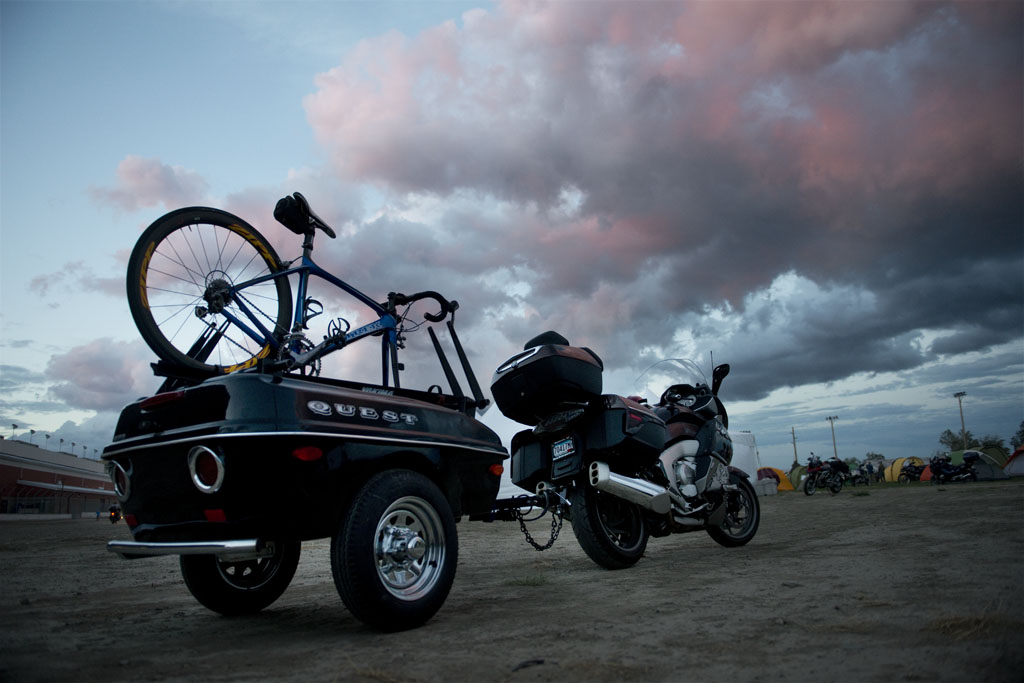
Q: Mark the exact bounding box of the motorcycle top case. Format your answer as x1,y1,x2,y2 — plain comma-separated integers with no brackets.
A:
491,343,603,426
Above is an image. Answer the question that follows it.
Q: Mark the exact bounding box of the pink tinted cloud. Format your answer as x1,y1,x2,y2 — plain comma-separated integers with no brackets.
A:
46,338,155,411
91,155,209,212
303,0,1007,212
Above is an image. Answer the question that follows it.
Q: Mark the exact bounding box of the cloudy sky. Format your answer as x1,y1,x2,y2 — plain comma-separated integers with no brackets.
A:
1,1,1021,476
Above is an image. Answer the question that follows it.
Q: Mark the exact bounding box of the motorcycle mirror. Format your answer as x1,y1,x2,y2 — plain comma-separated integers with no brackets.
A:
712,363,730,395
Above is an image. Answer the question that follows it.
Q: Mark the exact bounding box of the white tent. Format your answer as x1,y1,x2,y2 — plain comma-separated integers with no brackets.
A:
730,431,772,495
1004,447,1024,477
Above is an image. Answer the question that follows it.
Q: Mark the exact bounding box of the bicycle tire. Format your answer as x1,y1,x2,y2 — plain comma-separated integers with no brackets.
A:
126,207,293,374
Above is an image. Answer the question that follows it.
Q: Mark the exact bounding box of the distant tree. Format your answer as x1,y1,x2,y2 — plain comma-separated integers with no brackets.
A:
939,429,979,452
1011,421,1024,449
844,457,860,468
980,434,1006,450
864,452,885,461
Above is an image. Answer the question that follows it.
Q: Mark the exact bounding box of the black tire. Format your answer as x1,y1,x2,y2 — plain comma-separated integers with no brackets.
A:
331,470,458,632
965,471,977,482
804,474,817,496
126,207,293,374
898,473,911,484
828,477,843,495
707,475,760,547
570,481,649,570
180,540,300,616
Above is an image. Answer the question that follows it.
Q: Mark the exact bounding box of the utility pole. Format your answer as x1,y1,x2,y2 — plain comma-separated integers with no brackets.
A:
826,415,839,459
954,392,967,451
791,427,799,467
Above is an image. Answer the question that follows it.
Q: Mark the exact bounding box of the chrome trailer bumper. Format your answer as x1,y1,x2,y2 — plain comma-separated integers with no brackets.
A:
107,539,271,561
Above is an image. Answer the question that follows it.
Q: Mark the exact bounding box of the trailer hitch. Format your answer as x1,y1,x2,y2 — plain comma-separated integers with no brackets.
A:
483,489,568,551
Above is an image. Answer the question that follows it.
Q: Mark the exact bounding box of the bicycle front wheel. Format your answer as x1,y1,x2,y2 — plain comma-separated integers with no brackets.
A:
126,207,293,374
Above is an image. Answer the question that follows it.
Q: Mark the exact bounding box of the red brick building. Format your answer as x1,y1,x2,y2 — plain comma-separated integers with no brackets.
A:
0,438,115,517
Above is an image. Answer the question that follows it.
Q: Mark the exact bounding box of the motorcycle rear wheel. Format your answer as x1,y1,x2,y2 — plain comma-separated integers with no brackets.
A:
707,475,760,547
898,473,911,484
570,483,648,570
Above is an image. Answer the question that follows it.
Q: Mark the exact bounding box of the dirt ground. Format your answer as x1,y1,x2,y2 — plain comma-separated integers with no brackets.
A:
1,479,1022,683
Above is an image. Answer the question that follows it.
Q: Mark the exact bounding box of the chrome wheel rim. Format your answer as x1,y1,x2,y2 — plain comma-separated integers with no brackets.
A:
374,496,446,601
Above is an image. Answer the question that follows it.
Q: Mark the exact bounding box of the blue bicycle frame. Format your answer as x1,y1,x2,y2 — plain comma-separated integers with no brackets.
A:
211,247,402,387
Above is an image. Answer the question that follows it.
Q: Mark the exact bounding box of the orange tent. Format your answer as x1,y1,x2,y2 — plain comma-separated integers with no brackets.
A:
757,467,795,491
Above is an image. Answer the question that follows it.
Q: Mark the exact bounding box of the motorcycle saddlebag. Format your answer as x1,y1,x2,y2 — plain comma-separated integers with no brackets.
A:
583,395,667,468
509,429,583,492
491,344,603,426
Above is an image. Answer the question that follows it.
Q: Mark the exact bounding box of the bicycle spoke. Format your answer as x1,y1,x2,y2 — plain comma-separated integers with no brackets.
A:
129,210,290,372
156,240,206,289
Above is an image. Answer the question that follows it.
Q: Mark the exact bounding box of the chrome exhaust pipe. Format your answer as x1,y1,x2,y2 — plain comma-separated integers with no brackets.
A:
589,461,671,515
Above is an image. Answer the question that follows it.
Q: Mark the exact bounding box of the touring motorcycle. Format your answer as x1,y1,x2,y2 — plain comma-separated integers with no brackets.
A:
929,453,978,484
490,332,760,569
898,460,926,483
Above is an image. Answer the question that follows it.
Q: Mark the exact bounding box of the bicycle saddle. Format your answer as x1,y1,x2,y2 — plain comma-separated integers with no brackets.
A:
274,192,337,238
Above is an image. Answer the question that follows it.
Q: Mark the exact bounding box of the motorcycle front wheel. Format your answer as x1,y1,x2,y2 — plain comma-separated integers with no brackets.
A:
804,475,817,496
570,483,649,570
707,475,760,547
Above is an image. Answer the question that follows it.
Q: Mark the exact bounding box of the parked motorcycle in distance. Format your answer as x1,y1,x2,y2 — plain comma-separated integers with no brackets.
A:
108,505,121,524
803,454,845,496
898,460,926,483
849,464,871,487
491,333,759,570
929,453,979,484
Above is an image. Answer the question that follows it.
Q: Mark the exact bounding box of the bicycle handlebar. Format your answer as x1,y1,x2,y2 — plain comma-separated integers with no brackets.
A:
388,290,459,322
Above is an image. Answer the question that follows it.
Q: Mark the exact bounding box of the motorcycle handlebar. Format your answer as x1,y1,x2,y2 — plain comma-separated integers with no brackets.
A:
388,290,459,322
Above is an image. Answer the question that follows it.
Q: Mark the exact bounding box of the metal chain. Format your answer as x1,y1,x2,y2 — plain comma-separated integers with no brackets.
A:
512,506,564,551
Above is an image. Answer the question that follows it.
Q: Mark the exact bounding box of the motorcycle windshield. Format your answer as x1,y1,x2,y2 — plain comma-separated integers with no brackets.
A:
633,359,710,403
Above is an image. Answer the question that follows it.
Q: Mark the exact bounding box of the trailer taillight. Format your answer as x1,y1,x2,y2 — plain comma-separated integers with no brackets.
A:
139,390,186,411
489,464,504,477
292,446,323,462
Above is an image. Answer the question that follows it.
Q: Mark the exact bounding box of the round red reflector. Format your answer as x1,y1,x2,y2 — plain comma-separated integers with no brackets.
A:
195,451,220,486
111,460,131,500
188,446,224,493
488,464,504,477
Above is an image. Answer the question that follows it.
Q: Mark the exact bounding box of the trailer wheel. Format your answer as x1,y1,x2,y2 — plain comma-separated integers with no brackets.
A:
180,541,300,616
331,469,458,631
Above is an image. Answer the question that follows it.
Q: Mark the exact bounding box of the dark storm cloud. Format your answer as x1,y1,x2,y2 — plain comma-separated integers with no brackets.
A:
302,0,1022,397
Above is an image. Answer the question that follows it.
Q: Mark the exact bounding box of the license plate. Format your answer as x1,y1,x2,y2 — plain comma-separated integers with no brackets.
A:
552,437,575,461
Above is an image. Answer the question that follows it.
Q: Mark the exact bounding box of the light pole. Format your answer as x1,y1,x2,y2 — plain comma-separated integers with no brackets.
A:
791,427,799,467
826,415,839,460
954,391,967,451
